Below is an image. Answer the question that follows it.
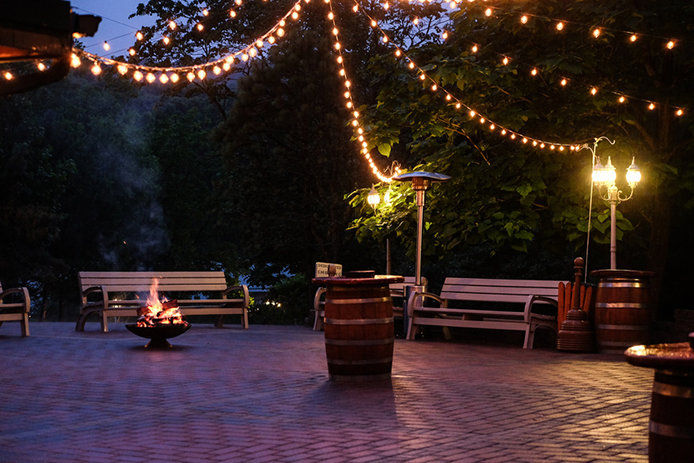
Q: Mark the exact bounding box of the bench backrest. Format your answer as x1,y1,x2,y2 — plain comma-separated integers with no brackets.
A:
386,276,423,298
441,277,564,303
78,271,228,293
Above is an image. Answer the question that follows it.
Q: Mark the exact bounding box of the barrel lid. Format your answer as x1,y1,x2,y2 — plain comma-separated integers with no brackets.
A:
590,269,655,279
625,334,694,370
313,276,404,286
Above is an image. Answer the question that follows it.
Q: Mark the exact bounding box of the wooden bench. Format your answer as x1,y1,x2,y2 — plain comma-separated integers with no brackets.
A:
0,282,31,337
76,271,249,333
406,277,565,348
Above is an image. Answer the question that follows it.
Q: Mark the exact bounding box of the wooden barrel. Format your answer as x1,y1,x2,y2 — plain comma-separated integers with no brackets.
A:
591,269,654,354
649,369,694,462
314,277,402,380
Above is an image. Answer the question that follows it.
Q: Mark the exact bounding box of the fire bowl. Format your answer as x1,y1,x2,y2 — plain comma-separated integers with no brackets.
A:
126,323,191,349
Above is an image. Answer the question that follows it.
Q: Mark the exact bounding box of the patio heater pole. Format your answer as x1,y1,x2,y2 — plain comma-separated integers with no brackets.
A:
394,171,451,334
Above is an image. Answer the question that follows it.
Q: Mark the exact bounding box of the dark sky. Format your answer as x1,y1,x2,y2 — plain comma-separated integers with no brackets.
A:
71,1,155,56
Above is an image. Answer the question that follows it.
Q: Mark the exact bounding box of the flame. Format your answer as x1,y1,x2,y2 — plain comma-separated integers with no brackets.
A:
137,278,187,327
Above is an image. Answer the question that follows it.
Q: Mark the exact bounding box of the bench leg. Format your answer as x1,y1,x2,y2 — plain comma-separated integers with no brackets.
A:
523,324,532,349
442,326,452,341
313,310,324,331
100,310,109,333
406,317,415,340
215,315,224,328
242,309,249,329
21,313,30,337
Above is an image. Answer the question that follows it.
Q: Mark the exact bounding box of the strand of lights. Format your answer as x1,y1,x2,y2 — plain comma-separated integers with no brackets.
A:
73,0,305,83
459,1,681,50
327,0,402,182
354,0,592,152
403,2,687,116
440,36,687,117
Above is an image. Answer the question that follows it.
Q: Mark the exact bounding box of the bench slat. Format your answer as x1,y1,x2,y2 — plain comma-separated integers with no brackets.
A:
441,286,559,297
79,271,226,278
443,277,564,288
438,293,556,303
411,316,527,331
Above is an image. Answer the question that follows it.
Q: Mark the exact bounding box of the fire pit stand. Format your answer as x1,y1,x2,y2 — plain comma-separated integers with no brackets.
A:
126,323,190,349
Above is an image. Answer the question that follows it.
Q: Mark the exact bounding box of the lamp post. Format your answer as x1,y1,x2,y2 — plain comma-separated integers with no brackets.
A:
393,171,451,286
591,155,642,269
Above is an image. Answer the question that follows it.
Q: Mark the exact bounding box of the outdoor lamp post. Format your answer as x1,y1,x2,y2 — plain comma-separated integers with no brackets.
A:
592,156,642,269
366,186,393,274
393,171,451,286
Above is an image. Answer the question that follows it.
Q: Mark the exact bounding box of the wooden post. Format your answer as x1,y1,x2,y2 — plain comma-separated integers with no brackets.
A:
557,257,594,352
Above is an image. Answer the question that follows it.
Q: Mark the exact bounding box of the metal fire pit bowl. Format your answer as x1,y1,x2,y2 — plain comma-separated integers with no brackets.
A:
126,323,191,349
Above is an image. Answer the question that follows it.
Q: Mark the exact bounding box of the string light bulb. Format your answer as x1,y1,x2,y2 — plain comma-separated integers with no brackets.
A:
202,8,209,16
618,95,626,103
3,71,13,80
676,108,684,117
102,41,110,51
471,44,478,53
520,15,528,24
560,78,568,86
117,64,127,75
70,53,81,68
159,73,169,84
133,70,143,81
530,68,538,76
648,102,656,110
129,48,136,56
556,21,565,31
169,20,177,30
170,73,179,83
37,62,46,71
187,72,195,82
213,65,221,75
162,36,170,45
590,87,598,95
502,56,509,65
484,7,492,17
230,10,237,17
146,72,156,83
196,23,204,31
666,40,676,49
629,34,638,42
136,31,144,41
592,28,601,38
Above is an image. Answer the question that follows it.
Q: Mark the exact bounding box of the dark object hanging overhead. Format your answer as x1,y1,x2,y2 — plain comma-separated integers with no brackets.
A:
0,0,100,95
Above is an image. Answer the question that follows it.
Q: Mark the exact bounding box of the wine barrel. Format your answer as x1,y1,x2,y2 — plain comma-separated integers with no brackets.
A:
314,276,402,380
591,269,654,354
649,370,694,462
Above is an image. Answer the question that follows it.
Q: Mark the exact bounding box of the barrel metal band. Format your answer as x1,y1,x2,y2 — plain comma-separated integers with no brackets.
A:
653,381,694,399
595,302,647,309
328,357,393,366
327,297,390,305
649,420,694,439
325,338,395,346
597,324,650,331
325,317,394,326
598,282,644,288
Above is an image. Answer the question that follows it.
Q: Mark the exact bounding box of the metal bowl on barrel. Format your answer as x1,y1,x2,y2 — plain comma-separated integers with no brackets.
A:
313,274,403,380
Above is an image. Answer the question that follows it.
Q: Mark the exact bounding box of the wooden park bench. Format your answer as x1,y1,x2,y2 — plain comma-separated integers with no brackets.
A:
76,271,249,333
406,277,565,349
0,282,31,337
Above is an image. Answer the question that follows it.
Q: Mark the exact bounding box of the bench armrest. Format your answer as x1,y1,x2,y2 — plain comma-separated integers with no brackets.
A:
406,291,444,316
81,285,109,309
313,287,327,311
523,294,558,322
223,285,250,308
0,286,31,313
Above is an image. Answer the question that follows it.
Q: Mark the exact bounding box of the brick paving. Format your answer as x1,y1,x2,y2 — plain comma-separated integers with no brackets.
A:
0,322,651,462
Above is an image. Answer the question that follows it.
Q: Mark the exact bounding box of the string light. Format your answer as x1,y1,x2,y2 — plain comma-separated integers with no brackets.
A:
666,40,676,49
3,71,13,80
648,102,655,110
520,15,528,24
347,0,588,153
592,28,601,38
36,62,46,71
196,23,204,31
555,21,565,31
91,63,102,75
75,0,305,85
169,20,177,30
103,41,111,51
484,8,492,17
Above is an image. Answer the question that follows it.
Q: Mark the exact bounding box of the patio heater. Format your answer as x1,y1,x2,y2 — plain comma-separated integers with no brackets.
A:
393,171,451,331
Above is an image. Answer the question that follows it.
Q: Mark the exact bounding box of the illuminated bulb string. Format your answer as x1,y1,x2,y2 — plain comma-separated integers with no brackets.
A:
353,0,591,151
327,0,402,182
405,2,686,115
74,0,305,82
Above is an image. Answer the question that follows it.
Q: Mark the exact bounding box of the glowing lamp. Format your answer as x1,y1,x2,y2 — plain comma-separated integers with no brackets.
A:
626,157,642,188
367,187,380,209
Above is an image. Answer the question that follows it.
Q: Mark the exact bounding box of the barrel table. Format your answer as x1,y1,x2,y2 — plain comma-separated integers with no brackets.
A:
591,269,654,354
625,334,694,463
312,276,403,380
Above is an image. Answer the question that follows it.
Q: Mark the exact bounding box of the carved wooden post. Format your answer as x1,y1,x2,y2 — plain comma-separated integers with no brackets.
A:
557,257,594,351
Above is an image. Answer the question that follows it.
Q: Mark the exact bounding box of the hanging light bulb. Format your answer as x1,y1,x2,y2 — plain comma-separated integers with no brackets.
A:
162,36,170,45
117,64,128,75
169,20,177,30
556,21,565,31
170,73,180,83
484,7,492,17
102,41,111,51
618,95,626,103
249,47,257,57
187,72,195,82
36,62,47,71
197,69,206,80
268,35,275,44
230,10,237,17
629,34,638,42
590,87,598,95
223,62,231,71
159,73,169,84
648,102,656,110
202,8,209,16
133,70,143,81
530,68,538,76
3,71,14,80
213,65,221,75
146,72,156,83
196,23,204,31
560,78,568,86
471,44,478,53
592,28,601,38
291,11,299,19
675,108,684,117
277,27,285,37
666,40,676,49
136,31,144,41
520,15,528,24
502,56,509,65
129,48,136,56
71,53,81,68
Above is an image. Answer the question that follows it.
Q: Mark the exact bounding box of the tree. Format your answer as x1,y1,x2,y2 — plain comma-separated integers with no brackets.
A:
350,0,694,313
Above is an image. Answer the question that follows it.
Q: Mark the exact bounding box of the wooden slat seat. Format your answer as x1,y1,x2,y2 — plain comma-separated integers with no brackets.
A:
75,271,249,333
406,277,566,349
0,282,31,337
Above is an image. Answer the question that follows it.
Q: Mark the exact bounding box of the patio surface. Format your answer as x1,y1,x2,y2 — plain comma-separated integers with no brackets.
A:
0,322,651,462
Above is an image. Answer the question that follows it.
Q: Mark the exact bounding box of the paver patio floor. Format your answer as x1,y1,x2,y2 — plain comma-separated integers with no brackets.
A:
1,322,651,462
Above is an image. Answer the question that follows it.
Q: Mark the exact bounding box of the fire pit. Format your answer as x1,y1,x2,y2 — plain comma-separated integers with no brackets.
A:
126,278,190,349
